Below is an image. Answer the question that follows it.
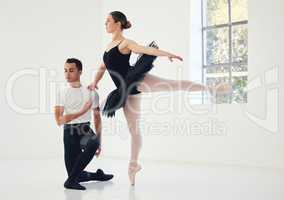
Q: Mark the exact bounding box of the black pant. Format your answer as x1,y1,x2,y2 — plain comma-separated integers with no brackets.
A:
63,122,100,182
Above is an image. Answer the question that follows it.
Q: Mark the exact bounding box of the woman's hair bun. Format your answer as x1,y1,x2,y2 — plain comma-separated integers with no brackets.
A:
124,20,132,29
110,11,131,30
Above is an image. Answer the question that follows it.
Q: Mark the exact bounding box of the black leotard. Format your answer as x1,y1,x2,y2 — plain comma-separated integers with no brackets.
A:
102,40,158,117
103,41,141,95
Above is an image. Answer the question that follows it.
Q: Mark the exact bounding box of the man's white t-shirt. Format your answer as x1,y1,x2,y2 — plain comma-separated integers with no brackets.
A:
55,84,100,124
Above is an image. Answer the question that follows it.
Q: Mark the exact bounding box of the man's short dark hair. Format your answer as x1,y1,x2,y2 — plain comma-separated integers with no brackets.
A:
66,58,83,71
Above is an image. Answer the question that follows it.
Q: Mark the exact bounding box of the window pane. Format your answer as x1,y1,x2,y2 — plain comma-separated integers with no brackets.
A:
206,65,230,73
204,27,229,65
232,63,247,73
205,75,230,104
232,24,248,63
231,0,248,22
204,0,229,26
232,76,247,103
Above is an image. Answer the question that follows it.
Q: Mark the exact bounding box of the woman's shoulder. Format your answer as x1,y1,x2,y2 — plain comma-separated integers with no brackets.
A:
123,38,137,45
121,38,138,52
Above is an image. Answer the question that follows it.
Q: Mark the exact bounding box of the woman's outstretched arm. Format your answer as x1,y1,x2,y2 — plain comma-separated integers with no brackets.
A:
88,62,106,90
125,39,183,62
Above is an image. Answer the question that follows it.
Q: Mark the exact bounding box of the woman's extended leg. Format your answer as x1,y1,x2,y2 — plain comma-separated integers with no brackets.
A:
123,94,143,185
137,73,231,94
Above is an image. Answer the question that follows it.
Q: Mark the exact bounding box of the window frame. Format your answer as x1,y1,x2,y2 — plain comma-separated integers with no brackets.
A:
201,0,248,103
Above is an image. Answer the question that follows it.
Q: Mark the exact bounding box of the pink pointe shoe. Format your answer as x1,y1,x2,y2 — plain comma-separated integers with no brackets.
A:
128,161,142,186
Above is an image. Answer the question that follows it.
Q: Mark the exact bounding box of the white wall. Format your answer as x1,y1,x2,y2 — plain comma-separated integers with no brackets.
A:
0,0,103,159
1,0,283,169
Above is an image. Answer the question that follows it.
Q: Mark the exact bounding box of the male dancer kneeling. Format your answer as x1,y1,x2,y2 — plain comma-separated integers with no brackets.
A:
54,58,113,190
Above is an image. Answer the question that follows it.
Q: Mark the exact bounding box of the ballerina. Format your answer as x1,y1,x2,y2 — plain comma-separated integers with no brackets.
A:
88,11,232,185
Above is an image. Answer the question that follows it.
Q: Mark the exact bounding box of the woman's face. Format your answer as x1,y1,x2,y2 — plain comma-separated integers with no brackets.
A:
105,14,121,33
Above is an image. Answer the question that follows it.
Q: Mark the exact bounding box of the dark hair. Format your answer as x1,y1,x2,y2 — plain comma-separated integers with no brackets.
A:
110,11,131,30
65,58,83,71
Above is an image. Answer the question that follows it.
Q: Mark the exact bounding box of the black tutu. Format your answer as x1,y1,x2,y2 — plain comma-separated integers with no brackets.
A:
102,41,159,117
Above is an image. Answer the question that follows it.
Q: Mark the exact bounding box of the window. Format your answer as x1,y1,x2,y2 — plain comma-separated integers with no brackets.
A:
202,0,248,103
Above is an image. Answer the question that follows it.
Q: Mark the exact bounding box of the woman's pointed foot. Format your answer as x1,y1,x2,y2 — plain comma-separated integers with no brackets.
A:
209,83,233,96
128,162,142,186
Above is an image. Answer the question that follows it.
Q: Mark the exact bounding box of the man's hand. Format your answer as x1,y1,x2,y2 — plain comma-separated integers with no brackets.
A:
95,146,101,158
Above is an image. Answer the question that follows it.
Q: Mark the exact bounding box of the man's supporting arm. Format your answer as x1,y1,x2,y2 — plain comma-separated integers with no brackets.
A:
54,100,92,126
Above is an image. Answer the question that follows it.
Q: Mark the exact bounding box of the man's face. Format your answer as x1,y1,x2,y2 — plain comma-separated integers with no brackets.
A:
64,63,81,82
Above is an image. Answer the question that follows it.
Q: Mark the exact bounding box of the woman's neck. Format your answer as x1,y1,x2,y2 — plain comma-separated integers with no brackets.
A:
112,31,124,42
